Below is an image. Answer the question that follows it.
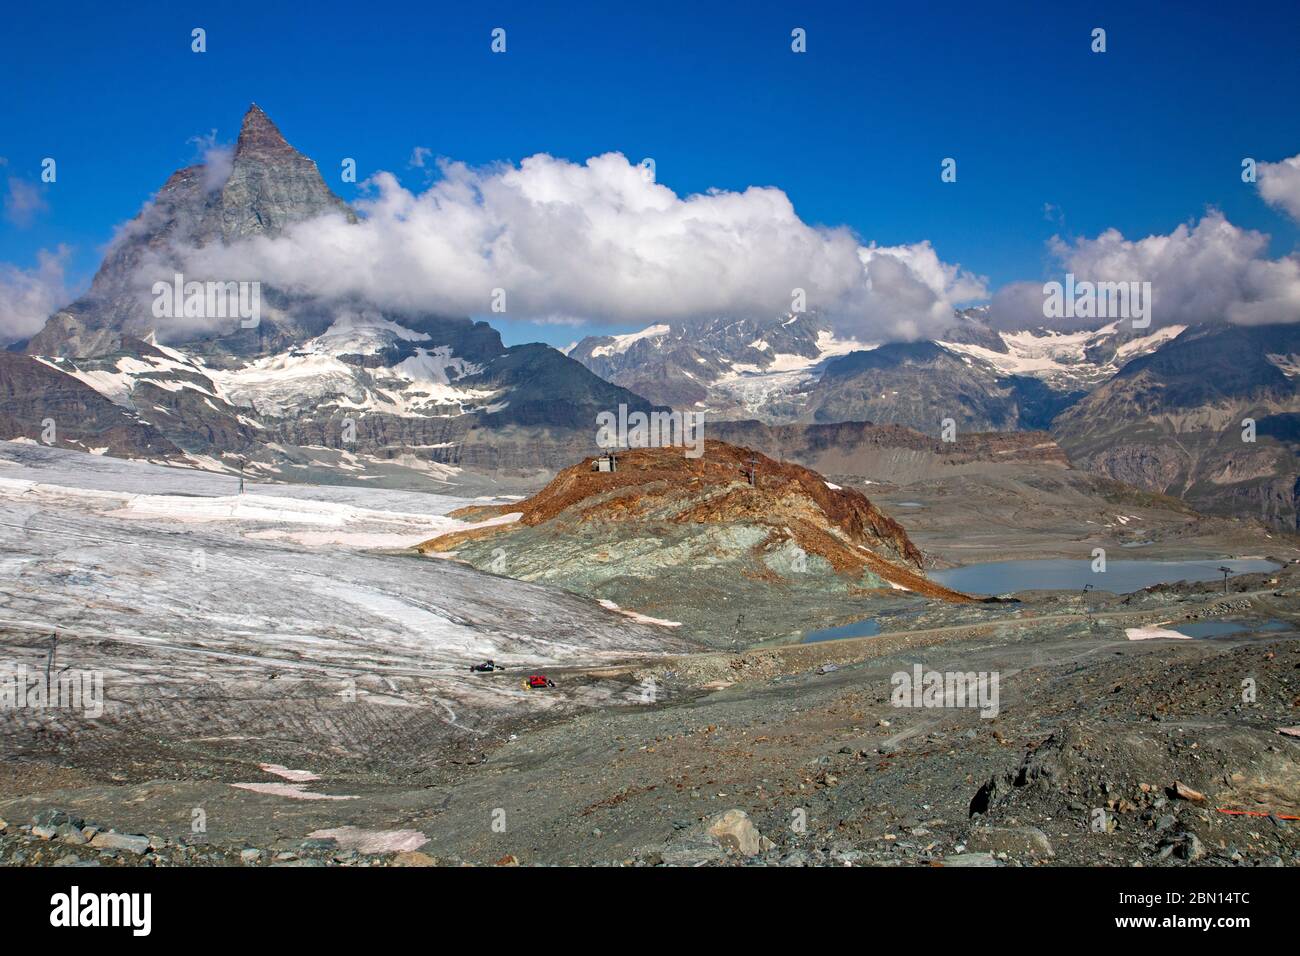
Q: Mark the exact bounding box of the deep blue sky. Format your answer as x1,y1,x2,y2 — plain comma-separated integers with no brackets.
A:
3,0,1298,345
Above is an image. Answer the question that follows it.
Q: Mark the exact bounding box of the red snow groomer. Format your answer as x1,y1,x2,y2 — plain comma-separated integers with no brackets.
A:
524,674,556,689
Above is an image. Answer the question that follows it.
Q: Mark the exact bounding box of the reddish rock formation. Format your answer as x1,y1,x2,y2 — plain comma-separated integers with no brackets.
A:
423,440,975,603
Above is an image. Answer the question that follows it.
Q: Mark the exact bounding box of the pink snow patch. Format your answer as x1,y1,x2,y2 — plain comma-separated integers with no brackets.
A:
308,826,429,854
597,599,682,627
260,763,320,782
231,782,356,801
1125,625,1192,641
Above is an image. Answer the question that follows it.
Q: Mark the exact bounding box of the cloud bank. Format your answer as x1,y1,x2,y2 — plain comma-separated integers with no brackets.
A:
989,211,1300,330
18,145,1300,347
0,246,72,342
172,152,986,341
858,241,990,340
1258,152,1300,223
187,131,234,193
4,177,48,228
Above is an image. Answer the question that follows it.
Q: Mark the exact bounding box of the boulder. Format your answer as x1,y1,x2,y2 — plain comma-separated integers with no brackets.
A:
707,809,775,857
967,826,1055,858
941,852,1002,867
89,832,151,854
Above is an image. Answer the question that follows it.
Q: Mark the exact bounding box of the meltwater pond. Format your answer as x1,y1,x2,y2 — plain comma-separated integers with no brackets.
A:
1169,619,1293,639
931,558,1279,596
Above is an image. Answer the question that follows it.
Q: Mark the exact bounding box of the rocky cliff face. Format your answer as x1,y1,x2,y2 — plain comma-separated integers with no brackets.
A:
808,342,1024,431
218,104,356,241
0,353,180,458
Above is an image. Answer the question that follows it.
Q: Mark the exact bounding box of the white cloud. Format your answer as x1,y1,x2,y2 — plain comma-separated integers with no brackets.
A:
0,246,72,342
163,152,982,341
1258,153,1300,223
987,280,1050,330
4,177,48,228
989,211,1300,329
188,131,233,193
856,241,988,339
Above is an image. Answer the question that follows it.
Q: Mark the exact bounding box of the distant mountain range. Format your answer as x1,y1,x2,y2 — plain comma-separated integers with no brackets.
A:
2,104,1296,528
568,308,1184,430
567,312,869,421
570,310,1299,527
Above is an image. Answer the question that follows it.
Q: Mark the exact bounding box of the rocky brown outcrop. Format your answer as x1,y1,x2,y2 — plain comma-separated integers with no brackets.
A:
420,440,975,605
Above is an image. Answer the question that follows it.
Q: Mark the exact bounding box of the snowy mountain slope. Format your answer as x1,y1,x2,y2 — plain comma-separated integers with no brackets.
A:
707,327,874,420
15,315,654,491
568,308,1185,426
937,321,1186,392
204,317,495,418
568,312,871,421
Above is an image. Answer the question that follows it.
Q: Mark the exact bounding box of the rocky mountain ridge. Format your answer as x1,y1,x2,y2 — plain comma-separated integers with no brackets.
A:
569,309,1187,431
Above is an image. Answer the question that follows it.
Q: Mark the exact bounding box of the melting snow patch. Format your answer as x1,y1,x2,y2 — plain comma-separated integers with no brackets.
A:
259,763,320,782
598,599,682,627
231,782,357,800
1125,625,1192,641
307,826,429,854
